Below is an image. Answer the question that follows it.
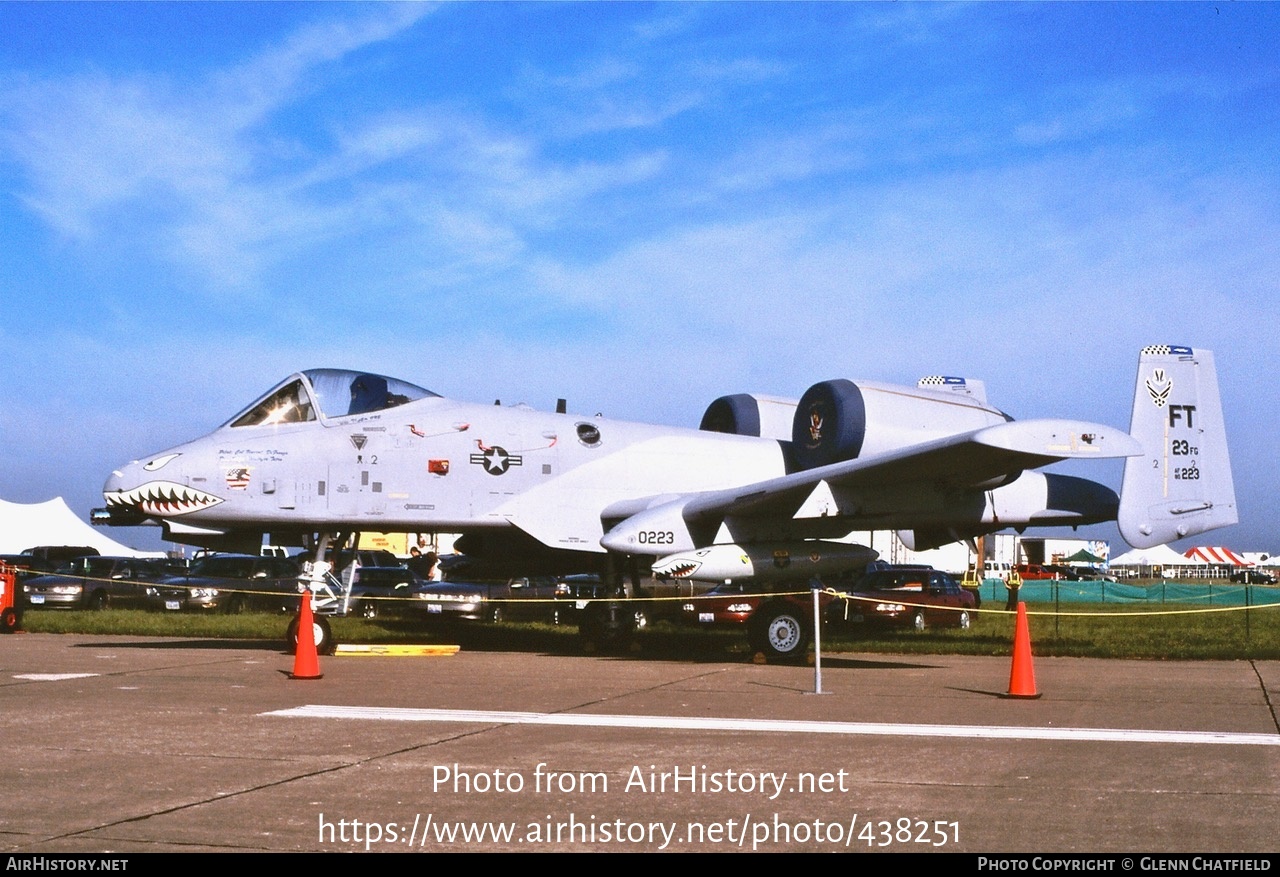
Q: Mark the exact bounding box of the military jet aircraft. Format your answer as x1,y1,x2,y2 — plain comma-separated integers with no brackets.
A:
95,345,1235,609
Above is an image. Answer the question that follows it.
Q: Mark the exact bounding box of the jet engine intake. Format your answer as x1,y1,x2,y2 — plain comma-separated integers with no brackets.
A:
700,394,799,441
791,378,1010,471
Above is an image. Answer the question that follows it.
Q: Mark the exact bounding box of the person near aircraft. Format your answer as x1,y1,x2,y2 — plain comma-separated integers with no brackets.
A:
1005,567,1023,612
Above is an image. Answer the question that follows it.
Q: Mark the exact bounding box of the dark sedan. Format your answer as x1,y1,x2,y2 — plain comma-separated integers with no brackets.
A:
22,556,166,610
150,554,303,612
419,576,561,623
339,566,434,619
418,581,497,622
1229,570,1277,584
830,567,976,630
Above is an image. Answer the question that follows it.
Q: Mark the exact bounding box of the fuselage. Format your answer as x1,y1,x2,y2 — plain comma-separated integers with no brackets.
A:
101,370,791,552
100,368,1121,562
97,346,1241,570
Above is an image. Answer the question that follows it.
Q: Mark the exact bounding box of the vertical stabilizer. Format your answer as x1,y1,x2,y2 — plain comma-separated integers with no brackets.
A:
1118,346,1236,548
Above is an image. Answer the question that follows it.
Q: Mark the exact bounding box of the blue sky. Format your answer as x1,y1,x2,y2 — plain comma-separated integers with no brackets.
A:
1,2,1276,553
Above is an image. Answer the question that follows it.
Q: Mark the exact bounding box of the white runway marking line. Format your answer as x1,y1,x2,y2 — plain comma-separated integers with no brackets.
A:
13,673,100,681
264,705,1280,747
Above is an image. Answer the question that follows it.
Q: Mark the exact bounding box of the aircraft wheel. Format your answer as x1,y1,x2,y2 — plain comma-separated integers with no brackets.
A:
88,590,109,611
1,607,19,633
287,615,336,656
957,610,972,630
912,611,927,632
223,594,247,615
633,608,649,630
748,604,810,661
578,601,636,652
358,601,378,620
489,605,504,624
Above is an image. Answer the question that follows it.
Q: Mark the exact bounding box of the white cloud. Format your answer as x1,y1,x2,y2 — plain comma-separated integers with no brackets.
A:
0,6,431,291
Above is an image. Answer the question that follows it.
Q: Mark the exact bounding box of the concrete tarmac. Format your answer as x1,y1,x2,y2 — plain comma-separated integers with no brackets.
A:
1,633,1278,853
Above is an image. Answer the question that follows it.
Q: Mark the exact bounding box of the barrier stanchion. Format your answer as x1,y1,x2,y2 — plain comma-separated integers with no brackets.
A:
808,583,827,695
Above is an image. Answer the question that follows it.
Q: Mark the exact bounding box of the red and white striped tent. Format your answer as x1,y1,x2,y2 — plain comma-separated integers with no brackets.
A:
1183,546,1250,566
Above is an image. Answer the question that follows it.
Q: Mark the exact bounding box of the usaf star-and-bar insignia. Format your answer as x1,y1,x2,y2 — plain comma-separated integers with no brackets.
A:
470,445,523,475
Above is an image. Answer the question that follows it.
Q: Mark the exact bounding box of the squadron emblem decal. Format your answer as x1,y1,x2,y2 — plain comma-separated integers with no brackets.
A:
225,467,251,490
470,444,522,476
1145,368,1172,408
807,408,824,444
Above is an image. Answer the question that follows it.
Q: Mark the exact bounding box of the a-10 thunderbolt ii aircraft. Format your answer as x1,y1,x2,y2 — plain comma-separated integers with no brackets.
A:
96,345,1234,651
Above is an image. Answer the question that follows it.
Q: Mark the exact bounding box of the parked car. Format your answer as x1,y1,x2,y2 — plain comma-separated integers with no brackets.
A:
1229,570,1277,585
326,549,404,583
1043,564,1083,581
418,576,562,623
1014,564,1059,580
736,566,964,659
551,574,612,625
0,554,40,582
830,567,976,631
1070,566,1118,583
340,566,434,619
150,553,303,612
8,542,102,583
681,581,772,628
18,546,101,577
21,556,166,610
418,580,499,622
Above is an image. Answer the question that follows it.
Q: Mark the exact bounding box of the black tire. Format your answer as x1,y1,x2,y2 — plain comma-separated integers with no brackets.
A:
912,610,927,632
957,610,972,630
223,594,247,615
578,600,636,652
358,600,378,620
1,606,19,633
489,605,503,624
748,603,811,660
633,608,649,630
287,615,336,656
87,590,109,611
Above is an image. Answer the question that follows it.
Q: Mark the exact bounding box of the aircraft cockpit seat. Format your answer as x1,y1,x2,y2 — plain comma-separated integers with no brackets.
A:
348,375,389,416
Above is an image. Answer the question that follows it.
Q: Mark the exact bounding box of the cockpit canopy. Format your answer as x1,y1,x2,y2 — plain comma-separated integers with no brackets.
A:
226,369,438,428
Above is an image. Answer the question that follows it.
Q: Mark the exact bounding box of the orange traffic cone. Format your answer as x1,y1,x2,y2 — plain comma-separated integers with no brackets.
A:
1004,601,1040,699
290,590,323,680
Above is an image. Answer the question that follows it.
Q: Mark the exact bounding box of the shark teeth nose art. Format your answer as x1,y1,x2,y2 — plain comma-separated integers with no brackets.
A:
654,561,701,579
104,481,224,517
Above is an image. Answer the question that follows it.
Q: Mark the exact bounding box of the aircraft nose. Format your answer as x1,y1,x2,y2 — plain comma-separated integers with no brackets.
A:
103,463,137,498
101,450,225,519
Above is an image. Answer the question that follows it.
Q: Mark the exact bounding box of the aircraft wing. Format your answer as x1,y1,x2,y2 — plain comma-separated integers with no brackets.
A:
600,418,1139,553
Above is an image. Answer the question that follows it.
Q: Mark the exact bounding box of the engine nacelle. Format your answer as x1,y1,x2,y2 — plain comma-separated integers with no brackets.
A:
790,378,1009,470
700,394,798,441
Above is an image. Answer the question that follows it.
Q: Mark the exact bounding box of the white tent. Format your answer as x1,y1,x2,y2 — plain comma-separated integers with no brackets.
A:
1109,544,1192,567
0,497,152,557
